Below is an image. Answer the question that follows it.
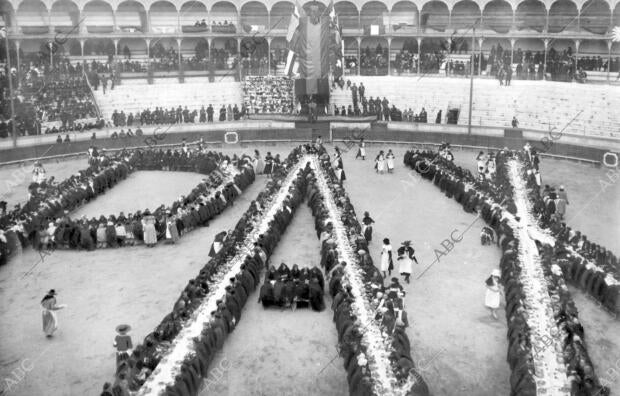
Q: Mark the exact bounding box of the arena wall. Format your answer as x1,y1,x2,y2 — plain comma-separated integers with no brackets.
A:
1,121,617,165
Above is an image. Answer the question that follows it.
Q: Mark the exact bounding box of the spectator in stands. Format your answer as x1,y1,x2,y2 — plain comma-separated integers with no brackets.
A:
56,135,62,144
512,116,519,128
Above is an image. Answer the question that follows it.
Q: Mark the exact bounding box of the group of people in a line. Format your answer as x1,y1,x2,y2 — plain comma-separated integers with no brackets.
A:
111,104,249,127
308,151,430,395
404,147,611,396
0,147,254,263
99,145,312,395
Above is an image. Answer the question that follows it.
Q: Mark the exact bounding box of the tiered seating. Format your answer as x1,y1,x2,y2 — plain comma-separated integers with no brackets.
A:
92,77,243,121
331,76,620,138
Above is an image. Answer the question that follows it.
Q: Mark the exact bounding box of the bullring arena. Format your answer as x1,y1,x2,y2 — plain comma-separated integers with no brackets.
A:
1,1,620,395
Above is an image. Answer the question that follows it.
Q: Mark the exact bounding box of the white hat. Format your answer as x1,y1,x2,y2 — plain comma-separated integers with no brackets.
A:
491,269,501,277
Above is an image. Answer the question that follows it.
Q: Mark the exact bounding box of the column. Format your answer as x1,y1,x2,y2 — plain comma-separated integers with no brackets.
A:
80,39,85,56
357,37,361,75
543,38,548,79
510,38,515,65
267,37,271,75
146,38,151,58
177,38,182,69
446,36,452,75
417,37,421,76
387,37,391,75
15,40,20,88
574,39,580,78
113,39,119,56
113,10,118,32
208,38,212,64
237,37,241,80
607,40,612,81
478,37,484,76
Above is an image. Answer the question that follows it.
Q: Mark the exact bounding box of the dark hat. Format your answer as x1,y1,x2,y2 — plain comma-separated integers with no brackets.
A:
116,324,131,334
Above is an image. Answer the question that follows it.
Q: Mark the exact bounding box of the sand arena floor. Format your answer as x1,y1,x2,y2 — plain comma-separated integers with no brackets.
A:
0,143,618,396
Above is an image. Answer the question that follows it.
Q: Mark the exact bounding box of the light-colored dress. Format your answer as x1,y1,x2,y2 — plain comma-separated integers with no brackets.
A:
41,297,64,336
254,156,265,174
386,154,395,170
165,218,180,243
485,280,501,309
380,244,392,272
142,215,157,245
398,254,413,275
376,155,386,173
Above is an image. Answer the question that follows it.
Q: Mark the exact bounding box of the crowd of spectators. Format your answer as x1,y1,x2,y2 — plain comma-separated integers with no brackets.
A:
1,57,103,138
333,80,442,123
243,76,294,114
110,104,249,126
360,45,388,75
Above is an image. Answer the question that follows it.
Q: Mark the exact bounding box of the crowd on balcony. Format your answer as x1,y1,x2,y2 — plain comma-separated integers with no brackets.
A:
243,76,294,114
1,56,104,138
360,44,389,75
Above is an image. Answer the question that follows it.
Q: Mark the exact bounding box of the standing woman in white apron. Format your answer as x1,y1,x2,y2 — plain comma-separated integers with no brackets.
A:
386,149,396,173
375,151,386,174
485,269,502,320
253,150,264,175
333,147,346,182
356,138,366,160
380,238,393,278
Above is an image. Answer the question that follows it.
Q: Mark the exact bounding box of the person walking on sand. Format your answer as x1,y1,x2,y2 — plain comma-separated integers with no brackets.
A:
485,269,502,320
114,324,133,369
380,238,393,278
41,289,66,337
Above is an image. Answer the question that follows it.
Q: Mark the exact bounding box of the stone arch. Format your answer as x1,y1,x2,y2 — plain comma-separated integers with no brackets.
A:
335,1,359,31
420,1,449,32
83,0,114,33
50,0,80,32
240,1,268,33
270,1,294,30
580,0,611,35
481,0,513,33
515,0,546,32
16,0,49,33
548,0,578,33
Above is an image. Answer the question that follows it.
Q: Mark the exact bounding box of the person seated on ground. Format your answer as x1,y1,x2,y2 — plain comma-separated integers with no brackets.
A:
481,226,495,245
